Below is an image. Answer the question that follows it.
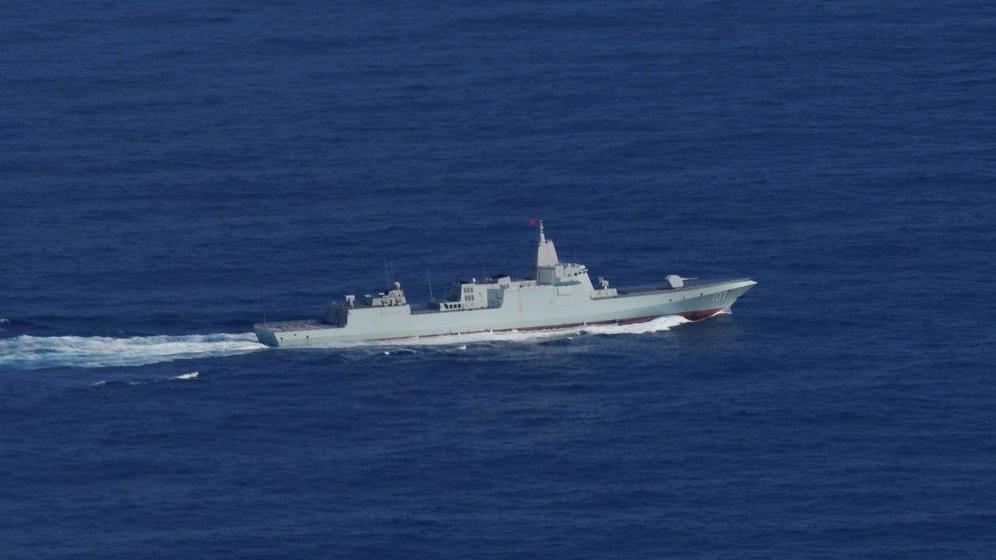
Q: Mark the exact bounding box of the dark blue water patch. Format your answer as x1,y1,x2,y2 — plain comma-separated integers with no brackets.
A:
4,0,996,557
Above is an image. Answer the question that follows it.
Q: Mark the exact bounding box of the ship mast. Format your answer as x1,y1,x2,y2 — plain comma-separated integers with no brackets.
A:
533,219,560,281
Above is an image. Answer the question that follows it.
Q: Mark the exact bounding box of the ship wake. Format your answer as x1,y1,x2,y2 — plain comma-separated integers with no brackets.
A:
0,314,707,369
0,333,266,370
341,315,692,348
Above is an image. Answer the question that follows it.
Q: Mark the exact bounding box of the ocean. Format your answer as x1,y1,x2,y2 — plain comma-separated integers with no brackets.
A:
2,1,995,558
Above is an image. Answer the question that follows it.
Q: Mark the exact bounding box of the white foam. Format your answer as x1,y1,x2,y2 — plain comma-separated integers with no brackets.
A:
0,315,702,369
580,314,690,335
174,371,199,380
336,315,691,349
0,333,266,370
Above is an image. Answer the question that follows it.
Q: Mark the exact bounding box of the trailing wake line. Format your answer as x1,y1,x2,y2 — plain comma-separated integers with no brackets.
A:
0,313,705,370
0,333,266,370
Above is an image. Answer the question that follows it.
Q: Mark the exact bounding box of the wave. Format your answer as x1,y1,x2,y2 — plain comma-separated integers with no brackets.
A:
1,314,702,369
90,370,201,387
340,315,691,349
0,333,266,370
580,314,691,335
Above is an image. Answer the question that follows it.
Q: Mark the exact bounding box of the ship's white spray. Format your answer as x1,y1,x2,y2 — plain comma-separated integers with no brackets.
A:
333,314,692,348
0,313,710,370
0,333,265,370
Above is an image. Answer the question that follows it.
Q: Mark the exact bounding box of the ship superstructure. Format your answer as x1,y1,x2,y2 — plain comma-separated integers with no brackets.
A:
254,222,755,347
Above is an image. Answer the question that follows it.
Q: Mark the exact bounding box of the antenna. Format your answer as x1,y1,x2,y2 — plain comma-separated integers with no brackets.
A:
426,269,434,301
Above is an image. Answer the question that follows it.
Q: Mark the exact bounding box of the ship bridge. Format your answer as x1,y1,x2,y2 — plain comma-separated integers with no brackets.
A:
532,220,617,298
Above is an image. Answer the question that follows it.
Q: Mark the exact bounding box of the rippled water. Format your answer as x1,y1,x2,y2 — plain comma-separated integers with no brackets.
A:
2,1,995,558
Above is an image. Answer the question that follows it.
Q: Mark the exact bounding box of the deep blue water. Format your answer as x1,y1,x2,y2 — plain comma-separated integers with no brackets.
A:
3,1,996,557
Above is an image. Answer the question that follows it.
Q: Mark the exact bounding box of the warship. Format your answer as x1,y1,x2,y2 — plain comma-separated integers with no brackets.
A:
254,221,755,347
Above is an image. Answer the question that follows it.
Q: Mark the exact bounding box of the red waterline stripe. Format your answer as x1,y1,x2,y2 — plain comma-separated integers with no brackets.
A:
677,307,725,321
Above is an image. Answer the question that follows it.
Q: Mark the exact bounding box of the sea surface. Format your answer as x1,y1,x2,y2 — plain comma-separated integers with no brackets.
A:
2,1,995,558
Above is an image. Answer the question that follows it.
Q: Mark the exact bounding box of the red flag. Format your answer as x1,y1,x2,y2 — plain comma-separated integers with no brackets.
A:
529,217,536,226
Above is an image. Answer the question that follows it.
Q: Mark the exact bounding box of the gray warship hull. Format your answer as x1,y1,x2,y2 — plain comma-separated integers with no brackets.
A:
255,278,755,347
253,221,755,347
